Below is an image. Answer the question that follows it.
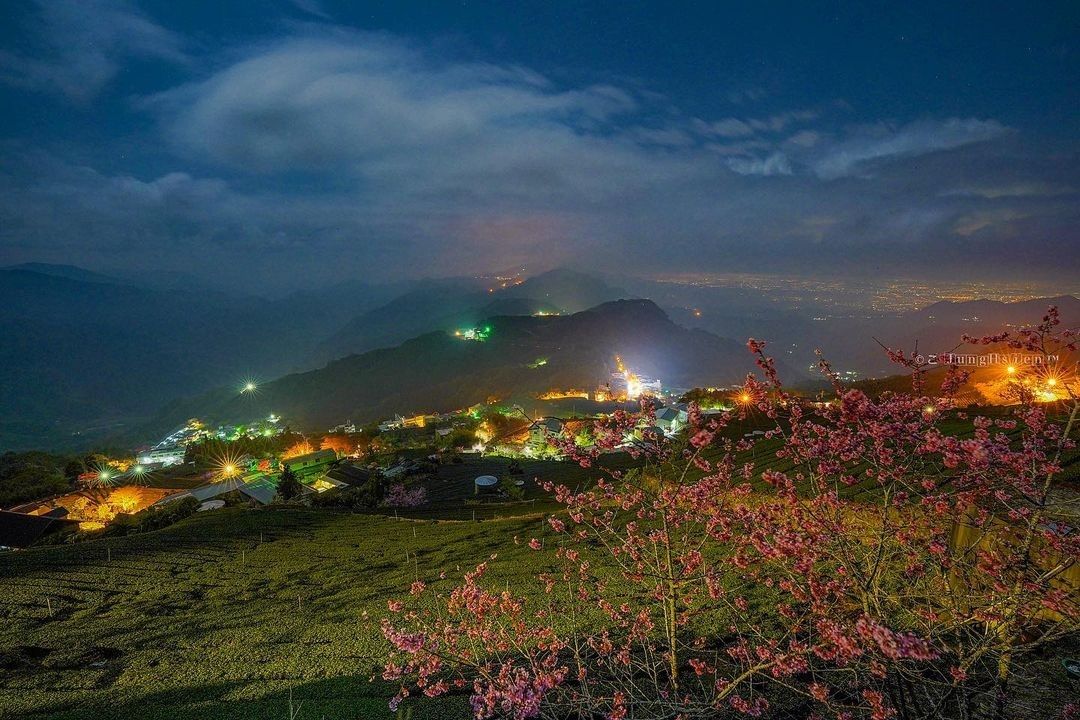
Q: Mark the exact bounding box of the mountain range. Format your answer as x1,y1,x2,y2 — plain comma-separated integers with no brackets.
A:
315,268,629,361
147,299,781,434
0,264,402,449
1,262,1077,451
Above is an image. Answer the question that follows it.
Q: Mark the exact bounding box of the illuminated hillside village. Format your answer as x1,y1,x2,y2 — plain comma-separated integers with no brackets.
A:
3,350,1073,549
0,356,710,544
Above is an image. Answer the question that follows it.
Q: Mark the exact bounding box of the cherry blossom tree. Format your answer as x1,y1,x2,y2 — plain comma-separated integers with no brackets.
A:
382,482,428,508
383,308,1078,719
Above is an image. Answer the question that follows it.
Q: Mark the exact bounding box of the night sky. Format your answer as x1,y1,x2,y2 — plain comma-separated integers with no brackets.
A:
1,1,1077,290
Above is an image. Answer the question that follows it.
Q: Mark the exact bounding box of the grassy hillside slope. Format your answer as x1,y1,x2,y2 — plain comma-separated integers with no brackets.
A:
0,509,554,719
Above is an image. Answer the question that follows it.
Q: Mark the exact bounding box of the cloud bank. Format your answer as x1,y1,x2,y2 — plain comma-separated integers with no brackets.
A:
0,0,186,103
1,19,1077,287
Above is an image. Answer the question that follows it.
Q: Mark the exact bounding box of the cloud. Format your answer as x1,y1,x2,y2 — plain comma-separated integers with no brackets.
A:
941,182,1077,199
748,109,820,133
1,28,1074,286
727,87,768,105
725,152,793,176
786,130,821,148
0,150,419,283
953,209,1028,237
694,117,755,138
627,126,696,147
694,109,821,140
145,34,640,180
0,0,186,103
812,118,1009,179
289,0,333,21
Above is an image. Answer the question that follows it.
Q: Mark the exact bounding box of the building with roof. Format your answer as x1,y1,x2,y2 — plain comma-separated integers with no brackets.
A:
327,464,375,487
159,476,283,507
526,417,565,457
281,449,337,477
655,406,689,435
136,445,186,467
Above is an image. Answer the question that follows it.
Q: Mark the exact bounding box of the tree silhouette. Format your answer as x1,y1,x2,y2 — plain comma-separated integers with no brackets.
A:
276,466,303,501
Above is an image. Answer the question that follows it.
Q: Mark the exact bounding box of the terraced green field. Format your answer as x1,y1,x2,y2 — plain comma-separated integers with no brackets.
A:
0,508,557,719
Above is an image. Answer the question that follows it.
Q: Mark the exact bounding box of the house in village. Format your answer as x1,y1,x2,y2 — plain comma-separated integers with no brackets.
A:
655,405,689,436
281,449,337,478
526,417,565,457
327,463,375,488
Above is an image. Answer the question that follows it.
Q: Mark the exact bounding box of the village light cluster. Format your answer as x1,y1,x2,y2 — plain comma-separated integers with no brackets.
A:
998,362,1076,403
453,325,493,341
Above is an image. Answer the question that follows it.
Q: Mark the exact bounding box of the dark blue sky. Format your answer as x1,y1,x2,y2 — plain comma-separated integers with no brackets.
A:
1,0,1077,289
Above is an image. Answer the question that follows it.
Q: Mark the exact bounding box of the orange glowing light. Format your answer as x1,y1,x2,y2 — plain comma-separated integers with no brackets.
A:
1006,365,1017,375
283,440,314,459
109,487,143,513
320,435,354,455
537,389,590,401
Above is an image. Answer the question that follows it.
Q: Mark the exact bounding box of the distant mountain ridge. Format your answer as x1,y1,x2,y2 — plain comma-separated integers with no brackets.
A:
804,295,1080,375
149,299,783,433
316,268,631,360
0,264,401,450
2,260,1076,451
5,263,127,286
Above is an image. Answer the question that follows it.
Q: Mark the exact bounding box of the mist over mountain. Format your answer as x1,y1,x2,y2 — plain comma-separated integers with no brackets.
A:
316,268,630,360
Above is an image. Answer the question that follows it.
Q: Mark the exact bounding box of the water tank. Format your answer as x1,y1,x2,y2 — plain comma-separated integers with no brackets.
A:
474,475,499,493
